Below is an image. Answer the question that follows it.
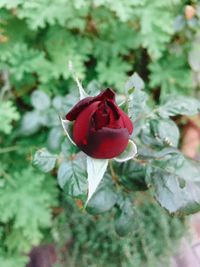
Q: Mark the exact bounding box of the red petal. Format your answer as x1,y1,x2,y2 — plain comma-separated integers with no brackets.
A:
73,101,100,147
107,100,133,134
97,88,115,101
66,88,115,121
81,127,129,159
66,96,93,121
117,109,133,134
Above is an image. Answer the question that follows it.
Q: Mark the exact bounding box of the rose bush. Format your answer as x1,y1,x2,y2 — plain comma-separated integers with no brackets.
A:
66,88,133,158
1,0,200,266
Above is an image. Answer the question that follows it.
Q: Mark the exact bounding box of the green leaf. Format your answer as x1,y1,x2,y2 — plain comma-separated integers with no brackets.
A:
150,119,180,147
61,138,78,158
114,140,137,162
31,90,51,111
0,0,23,8
189,33,200,72
86,80,101,96
44,27,88,79
0,254,28,267
52,96,64,110
175,158,200,182
47,127,63,152
128,89,149,122
0,101,20,134
115,160,147,191
86,175,118,214
57,154,87,197
94,0,139,22
44,108,60,127
52,94,78,114
19,111,42,136
138,146,180,160
132,0,177,59
140,122,163,147
125,72,144,92
18,0,89,30
149,54,193,99
158,96,200,118
0,168,58,250
96,57,132,90
147,157,200,213
93,21,139,61
132,119,146,138
1,43,52,83
189,45,200,72
156,119,180,147
173,15,185,32
115,198,135,236
33,148,57,172
86,156,108,203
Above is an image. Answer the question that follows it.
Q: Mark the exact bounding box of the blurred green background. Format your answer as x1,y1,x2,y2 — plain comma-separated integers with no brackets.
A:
0,1,200,266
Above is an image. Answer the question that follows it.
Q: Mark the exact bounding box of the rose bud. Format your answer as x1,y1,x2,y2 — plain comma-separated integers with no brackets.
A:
185,5,196,20
66,88,133,159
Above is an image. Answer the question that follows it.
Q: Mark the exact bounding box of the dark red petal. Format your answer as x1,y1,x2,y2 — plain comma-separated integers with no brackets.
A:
107,100,133,134
66,96,93,121
118,109,133,134
96,88,115,101
73,101,100,147
106,100,120,119
66,88,115,121
93,103,110,130
80,127,129,159
106,104,124,129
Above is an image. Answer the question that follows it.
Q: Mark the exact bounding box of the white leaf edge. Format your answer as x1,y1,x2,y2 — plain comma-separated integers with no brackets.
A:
74,76,89,100
33,148,58,172
68,60,88,100
60,117,76,145
125,72,144,92
118,100,126,107
86,156,108,204
114,140,137,162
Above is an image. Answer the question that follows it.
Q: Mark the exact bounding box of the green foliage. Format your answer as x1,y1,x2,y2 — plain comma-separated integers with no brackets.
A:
0,0,200,266
17,0,89,30
19,89,73,137
0,168,58,252
149,53,194,100
87,174,118,214
131,0,179,59
33,76,200,230
57,153,88,197
189,29,200,88
0,253,28,267
44,26,90,80
114,197,135,237
146,156,200,214
33,148,57,172
0,100,20,134
1,0,196,94
96,58,132,90
157,95,200,117
52,196,185,267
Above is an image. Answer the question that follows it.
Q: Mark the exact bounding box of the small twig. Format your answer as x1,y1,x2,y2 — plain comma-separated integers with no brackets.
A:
0,169,16,187
133,157,148,165
109,160,119,184
68,60,88,99
0,146,18,154
0,70,11,100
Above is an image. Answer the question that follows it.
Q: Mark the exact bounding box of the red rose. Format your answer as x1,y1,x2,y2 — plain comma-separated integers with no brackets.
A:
66,88,133,159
